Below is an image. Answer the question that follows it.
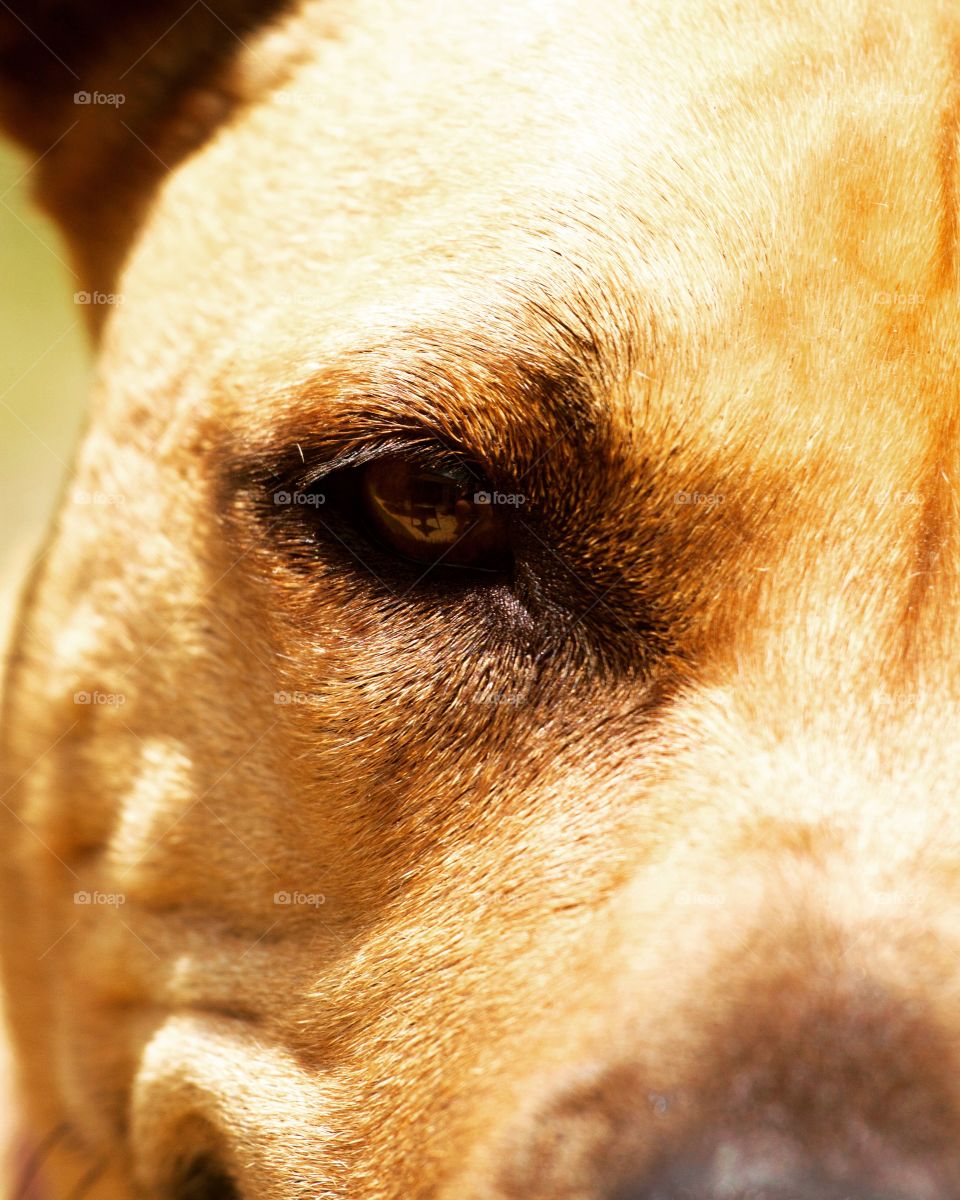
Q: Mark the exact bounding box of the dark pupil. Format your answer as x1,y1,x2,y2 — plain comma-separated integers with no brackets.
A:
379,463,468,540
360,458,509,570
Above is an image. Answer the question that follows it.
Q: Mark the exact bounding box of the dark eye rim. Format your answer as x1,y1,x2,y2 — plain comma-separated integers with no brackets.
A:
264,437,520,585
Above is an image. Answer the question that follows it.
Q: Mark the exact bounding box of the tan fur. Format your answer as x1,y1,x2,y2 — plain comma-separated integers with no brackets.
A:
3,0,960,1196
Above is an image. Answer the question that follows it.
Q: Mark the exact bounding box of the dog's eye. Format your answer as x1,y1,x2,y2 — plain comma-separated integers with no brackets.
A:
359,457,512,572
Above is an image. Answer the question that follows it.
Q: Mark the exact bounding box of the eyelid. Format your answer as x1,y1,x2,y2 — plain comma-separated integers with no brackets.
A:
290,437,483,493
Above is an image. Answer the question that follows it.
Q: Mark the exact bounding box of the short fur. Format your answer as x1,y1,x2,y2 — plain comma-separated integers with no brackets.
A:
3,1,960,1197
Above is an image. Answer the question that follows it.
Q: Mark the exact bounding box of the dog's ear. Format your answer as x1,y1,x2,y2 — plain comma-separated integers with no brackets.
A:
0,0,293,298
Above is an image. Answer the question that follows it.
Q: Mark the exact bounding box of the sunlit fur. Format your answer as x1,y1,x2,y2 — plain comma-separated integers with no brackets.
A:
3,1,960,1197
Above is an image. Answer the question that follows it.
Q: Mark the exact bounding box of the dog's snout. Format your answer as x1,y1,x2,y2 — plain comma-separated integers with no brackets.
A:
174,1154,240,1200
618,1139,941,1200
492,938,960,1200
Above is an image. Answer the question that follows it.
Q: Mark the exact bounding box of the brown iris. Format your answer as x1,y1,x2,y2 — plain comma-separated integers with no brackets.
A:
359,457,512,572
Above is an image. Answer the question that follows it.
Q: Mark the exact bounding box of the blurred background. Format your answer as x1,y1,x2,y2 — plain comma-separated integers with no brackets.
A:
0,138,91,652
0,134,91,1156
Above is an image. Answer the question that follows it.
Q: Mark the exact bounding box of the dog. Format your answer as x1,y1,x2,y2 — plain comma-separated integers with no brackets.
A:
3,0,960,1197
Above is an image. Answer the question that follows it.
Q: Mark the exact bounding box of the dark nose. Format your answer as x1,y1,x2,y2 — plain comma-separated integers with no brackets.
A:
617,1137,940,1200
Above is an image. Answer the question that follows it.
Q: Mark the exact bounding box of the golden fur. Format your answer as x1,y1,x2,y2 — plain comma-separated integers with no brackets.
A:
3,0,960,1196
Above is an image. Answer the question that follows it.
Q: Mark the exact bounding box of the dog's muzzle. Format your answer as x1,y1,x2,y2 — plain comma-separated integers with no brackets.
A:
487,911,960,1200
618,1133,945,1200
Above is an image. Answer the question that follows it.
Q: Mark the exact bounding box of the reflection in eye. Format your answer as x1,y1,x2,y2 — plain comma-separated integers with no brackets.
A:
359,457,512,572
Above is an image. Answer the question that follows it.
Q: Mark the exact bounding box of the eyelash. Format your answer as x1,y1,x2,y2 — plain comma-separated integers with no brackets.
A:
288,437,480,495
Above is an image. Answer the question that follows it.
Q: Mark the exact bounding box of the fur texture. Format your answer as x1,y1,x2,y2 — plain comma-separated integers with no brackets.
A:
3,0,960,1197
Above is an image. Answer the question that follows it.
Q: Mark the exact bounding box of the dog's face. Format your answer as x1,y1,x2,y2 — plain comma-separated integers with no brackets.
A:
5,1,960,1198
